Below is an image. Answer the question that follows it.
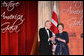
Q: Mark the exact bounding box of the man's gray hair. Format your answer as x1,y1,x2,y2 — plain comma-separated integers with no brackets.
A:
45,20,51,26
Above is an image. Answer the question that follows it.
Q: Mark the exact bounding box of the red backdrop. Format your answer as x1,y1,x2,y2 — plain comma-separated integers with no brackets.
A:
1,1,38,55
59,1,83,55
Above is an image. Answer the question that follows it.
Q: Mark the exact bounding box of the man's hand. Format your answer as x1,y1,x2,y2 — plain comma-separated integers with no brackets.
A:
50,37,55,41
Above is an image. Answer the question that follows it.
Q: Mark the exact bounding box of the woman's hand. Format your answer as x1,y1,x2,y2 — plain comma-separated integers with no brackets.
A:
56,38,60,40
56,38,66,43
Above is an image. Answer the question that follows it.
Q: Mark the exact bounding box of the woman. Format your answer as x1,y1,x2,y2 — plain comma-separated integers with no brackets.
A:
55,23,69,55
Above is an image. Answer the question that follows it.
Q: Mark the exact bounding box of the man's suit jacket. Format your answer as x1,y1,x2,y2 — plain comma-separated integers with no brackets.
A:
39,27,53,55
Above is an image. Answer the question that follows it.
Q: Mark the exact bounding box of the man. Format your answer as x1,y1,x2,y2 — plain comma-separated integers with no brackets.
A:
39,20,54,55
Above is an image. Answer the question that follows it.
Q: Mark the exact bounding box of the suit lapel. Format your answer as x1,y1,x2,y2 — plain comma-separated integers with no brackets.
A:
49,30,51,38
44,28,49,39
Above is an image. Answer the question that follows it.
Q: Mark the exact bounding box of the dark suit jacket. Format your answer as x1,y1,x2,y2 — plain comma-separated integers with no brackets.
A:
39,27,53,55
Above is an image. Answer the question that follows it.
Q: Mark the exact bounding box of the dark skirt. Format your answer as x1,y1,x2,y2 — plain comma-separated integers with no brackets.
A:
55,42,69,55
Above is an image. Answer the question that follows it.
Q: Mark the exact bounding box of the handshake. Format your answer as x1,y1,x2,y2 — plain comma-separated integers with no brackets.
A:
49,36,55,41
49,36,56,45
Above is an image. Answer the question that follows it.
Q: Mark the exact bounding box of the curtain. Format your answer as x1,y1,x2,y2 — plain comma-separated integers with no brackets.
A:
1,1,38,55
